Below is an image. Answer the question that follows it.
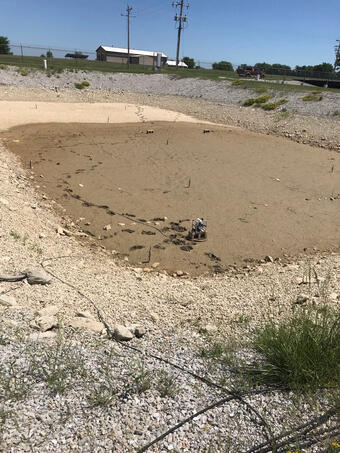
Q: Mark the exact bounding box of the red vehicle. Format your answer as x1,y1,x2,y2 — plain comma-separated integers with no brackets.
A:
237,66,265,78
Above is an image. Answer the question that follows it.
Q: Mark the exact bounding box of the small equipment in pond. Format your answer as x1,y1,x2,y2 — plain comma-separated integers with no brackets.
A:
188,218,207,241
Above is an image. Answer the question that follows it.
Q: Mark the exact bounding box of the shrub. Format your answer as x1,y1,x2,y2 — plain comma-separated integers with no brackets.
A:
261,99,288,111
74,82,85,90
333,110,340,116
302,95,322,101
81,80,90,87
243,98,256,106
20,71,28,76
254,95,271,104
261,102,277,111
0,64,6,70
250,307,340,391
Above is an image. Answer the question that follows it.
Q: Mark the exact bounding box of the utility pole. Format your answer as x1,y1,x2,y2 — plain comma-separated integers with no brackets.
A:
121,5,135,69
173,0,189,68
335,40,340,71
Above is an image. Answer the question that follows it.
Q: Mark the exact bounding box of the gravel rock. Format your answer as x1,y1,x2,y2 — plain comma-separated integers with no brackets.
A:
113,325,134,341
36,305,60,317
25,269,51,285
0,294,17,307
31,315,58,332
28,330,57,341
69,317,104,333
295,294,310,304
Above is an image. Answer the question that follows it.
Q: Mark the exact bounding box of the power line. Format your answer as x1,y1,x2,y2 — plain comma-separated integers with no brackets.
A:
172,0,189,68
121,5,135,69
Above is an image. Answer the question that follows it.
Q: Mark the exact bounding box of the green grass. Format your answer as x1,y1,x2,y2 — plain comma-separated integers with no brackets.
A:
0,54,338,92
333,110,340,116
74,82,85,89
250,307,340,391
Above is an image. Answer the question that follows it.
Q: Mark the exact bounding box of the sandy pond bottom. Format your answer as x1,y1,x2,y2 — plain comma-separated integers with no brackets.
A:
3,121,340,275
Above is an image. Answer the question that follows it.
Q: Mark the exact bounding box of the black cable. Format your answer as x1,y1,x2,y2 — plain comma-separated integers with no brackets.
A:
246,408,337,453
41,255,276,451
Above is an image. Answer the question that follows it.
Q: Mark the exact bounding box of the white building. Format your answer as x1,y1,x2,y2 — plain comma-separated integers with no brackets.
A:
96,46,168,66
166,60,188,68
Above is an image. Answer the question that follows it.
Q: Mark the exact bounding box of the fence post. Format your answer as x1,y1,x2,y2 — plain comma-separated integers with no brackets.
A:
20,44,23,62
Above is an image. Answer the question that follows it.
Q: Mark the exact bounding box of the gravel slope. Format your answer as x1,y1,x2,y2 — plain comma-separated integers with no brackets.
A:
1,65,340,117
0,81,339,451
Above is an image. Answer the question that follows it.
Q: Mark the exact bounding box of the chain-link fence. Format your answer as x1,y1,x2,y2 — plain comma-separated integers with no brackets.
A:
1,43,339,82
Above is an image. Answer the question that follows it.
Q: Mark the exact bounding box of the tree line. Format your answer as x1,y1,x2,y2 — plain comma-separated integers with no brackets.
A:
182,56,336,75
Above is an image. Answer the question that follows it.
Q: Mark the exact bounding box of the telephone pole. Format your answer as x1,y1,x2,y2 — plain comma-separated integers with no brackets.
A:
173,0,189,68
335,39,340,71
121,5,135,69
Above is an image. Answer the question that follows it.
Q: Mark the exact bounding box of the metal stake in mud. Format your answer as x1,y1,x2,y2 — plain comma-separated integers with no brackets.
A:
188,218,207,241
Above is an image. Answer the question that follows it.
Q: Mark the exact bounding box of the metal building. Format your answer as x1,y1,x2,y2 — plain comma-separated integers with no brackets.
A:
96,46,168,66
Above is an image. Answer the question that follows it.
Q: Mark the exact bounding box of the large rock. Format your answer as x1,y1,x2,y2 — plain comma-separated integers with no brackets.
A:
0,294,17,307
113,325,134,341
36,305,60,317
29,331,57,341
127,324,146,338
32,315,58,332
75,311,95,320
25,269,51,285
69,317,104,333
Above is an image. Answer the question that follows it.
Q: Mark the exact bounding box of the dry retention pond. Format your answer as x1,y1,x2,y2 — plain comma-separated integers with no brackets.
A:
3,121,340,275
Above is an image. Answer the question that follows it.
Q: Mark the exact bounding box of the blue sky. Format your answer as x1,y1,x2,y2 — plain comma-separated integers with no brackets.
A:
1,0,338,67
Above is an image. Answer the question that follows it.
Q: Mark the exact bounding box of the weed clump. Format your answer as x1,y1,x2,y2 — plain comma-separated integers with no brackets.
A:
243,94,271,107
302,94,322,101
232,80,243,86
20,71,28,76
261,99,288,111
251,307,340,391
333,110,340,116
243,98,256,106
256,87,268,93
74,80,90,89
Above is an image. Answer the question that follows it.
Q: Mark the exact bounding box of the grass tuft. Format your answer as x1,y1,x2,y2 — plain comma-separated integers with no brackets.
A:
81,80,90,87
20,70,28,76
302,94,322,101
250,307,340,391
154,370,178,398
74,82,85,90
232,80,243,86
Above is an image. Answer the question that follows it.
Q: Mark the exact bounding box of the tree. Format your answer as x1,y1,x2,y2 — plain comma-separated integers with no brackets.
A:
255,62,272,71
271,63,291,70
212,60,234,71
312,62,333,74
237,64,249,70
0,36,10,55
182,56,195,69
46,50,53,58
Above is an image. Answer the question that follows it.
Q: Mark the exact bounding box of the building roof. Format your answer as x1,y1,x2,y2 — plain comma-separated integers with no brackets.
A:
97,46,167,58
167,60,188,68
